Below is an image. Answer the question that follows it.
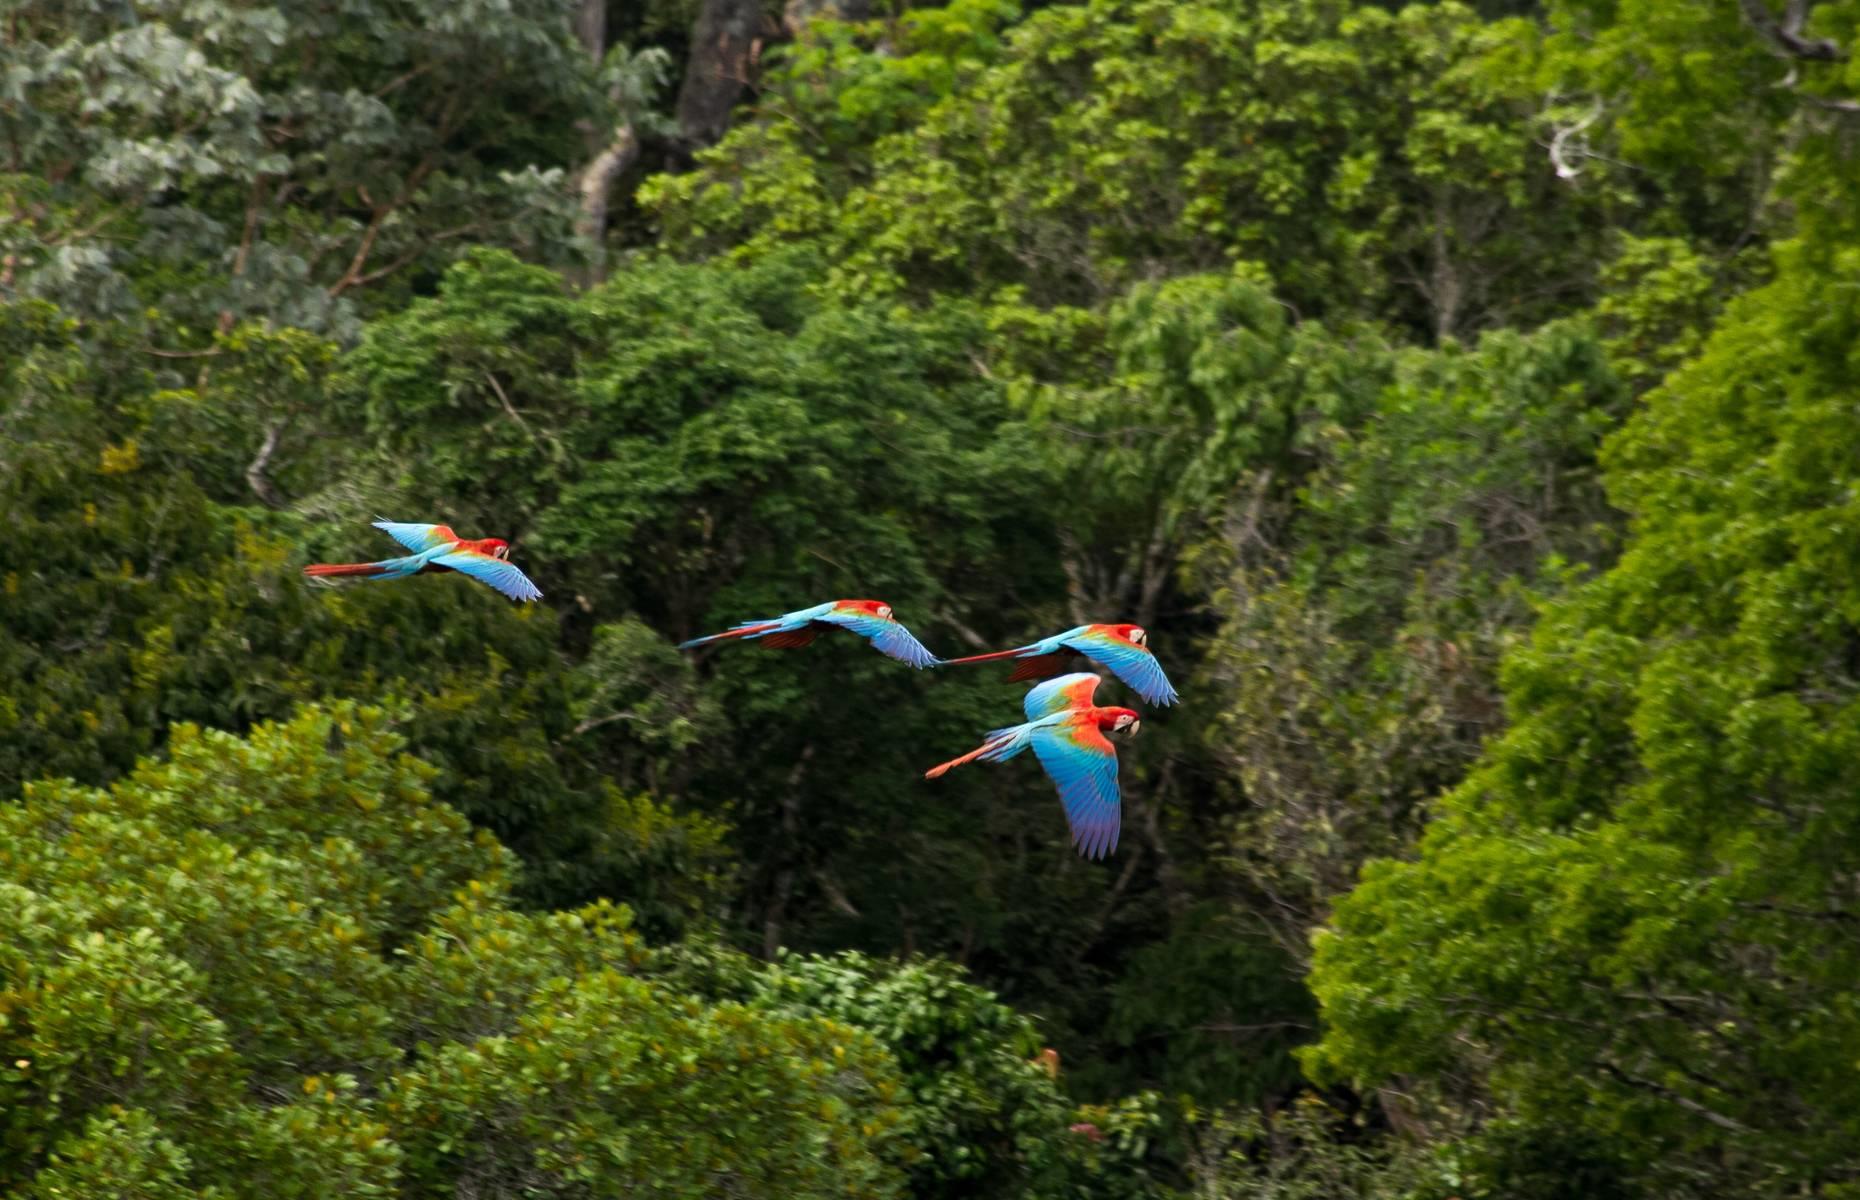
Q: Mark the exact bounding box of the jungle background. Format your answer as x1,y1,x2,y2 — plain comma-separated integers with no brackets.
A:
5,0,1860,1195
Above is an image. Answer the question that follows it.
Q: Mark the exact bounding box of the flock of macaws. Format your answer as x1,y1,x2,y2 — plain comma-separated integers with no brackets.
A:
305,521,1180,860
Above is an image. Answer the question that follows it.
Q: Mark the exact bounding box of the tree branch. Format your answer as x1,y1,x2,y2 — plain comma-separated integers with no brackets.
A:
1596,1059,1753,1134
930,607,991,651
812,869,860,918
345,222,485,292
328,157,437,297
1739,0,1844,61
482,371,534,438
221,177,267,333
245,420,285,509
570,711,645,737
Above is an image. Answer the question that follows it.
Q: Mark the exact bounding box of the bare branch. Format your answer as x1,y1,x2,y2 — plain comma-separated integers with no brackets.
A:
245,420,285,509
930,607,991,651
345,222,485,291
570,711,646,737
1596,1059,1753,1134
221,177,268,334
812,869,861,918
1739,0,1844,61
373,61,438,99
1547,103,1602,181
482,371,534,440
328,157,437,297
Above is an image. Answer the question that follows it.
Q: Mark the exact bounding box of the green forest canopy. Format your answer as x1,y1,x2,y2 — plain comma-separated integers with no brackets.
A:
4,0,1860,1195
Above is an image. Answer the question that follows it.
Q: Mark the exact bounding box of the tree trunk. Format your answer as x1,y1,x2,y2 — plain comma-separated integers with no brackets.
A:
674,0,767,152
574,125,639,286
575,0,605,60
571,0,623,287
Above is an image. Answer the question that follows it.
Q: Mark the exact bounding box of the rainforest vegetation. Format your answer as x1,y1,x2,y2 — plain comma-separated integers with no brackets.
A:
4,0,1860,1195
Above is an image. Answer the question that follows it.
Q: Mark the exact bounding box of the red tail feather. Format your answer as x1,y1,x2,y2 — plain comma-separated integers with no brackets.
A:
303,562,389,578
925,735,1011,780
700,621,783,643
762,629,818,649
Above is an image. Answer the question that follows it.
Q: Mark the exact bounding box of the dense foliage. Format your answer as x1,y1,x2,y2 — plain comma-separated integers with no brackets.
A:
0,705,1155,1195
5,0,1860,1194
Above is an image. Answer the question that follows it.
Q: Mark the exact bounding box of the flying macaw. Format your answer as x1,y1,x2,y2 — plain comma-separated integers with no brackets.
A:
924,672,1140,859
939,623,1179,706
302,520,542,603
677,599,939,669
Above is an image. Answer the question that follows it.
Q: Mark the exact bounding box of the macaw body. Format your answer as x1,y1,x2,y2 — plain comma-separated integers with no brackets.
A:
303,520,542,603
925,672,1139,859
940,623,1178,706
677,599,939,669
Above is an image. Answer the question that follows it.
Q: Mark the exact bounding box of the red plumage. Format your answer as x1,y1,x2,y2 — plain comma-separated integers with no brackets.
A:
1005,654,1069,682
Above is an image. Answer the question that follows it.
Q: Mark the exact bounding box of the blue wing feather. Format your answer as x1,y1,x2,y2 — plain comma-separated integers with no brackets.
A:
1030,720,1121,859
430,550,543,603
373,520,455,554
819,611,940,669
1071,634,1179,706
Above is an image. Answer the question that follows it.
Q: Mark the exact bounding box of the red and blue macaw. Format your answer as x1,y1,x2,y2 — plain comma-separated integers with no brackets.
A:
925,672,1139,859
302,520,542,603
940,623,1178,706
677,599,939,669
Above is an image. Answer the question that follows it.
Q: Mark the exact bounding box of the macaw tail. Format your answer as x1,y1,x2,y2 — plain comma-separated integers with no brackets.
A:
925,742,1001,779
303,561,393,578
677,621,786,651
924,727,1028,779
939,647,1029,667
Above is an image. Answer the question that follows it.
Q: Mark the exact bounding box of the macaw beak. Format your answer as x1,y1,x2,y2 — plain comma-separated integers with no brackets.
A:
1128,720,1141,737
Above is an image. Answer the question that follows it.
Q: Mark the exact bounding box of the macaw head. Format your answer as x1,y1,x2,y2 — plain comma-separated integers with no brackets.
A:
840,599,896,621
1102,707,1141,737
482,539,513,560
1107,622,1148,648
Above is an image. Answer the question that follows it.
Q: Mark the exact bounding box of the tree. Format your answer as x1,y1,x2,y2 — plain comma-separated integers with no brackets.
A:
1,0,600,339
2,704,1147,1197
0,297,730,929
650,0,1618,340
1202,318,1622,961
1306,234,1860,1193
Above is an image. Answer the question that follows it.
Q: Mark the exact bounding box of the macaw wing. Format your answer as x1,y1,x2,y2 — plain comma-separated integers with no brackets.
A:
1031,720,1121,859
374,520,458,554
817,611,939,669
430,549,543,603
1022,672,1102,721
1071,632,1179,706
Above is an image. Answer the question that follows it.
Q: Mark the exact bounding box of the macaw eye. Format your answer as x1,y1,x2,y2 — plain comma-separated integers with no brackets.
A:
878,606,893,619
1130,628,1146,645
